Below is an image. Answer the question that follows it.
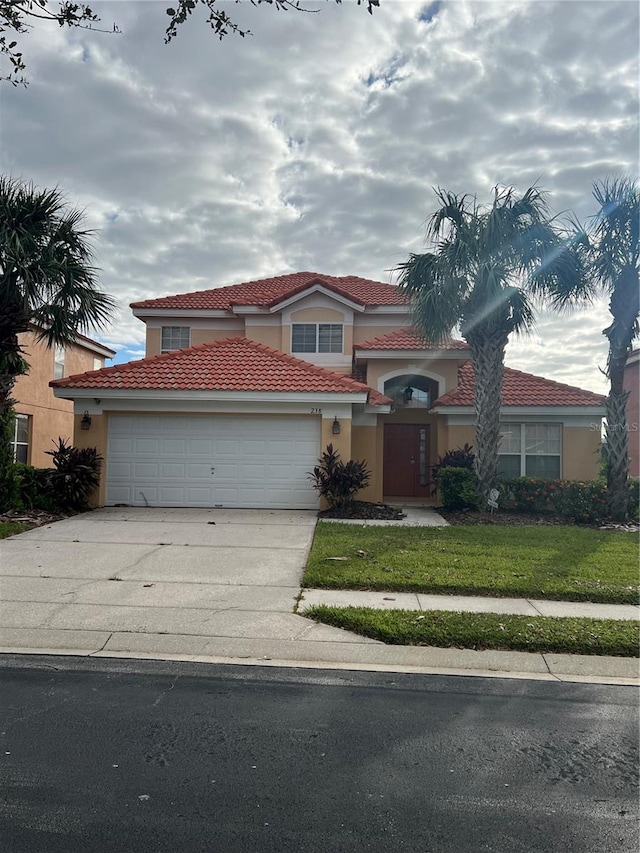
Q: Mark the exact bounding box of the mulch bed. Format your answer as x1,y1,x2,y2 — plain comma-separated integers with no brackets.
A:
319,501,406,521
0,508,70,528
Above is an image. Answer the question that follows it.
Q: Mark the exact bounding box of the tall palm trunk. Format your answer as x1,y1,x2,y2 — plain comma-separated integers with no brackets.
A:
603,266,638,521
466,331,508,501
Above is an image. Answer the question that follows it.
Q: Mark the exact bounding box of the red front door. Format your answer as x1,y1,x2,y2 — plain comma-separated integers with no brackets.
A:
383,424,431,498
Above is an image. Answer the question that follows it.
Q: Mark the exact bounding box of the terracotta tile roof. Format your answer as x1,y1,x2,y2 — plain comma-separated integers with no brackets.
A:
130,272,407,311
434,362,605,407
51,336,390,404
356,327,469,351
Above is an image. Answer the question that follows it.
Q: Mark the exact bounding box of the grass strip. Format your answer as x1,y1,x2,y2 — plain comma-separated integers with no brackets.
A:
0,522,29,540
304,523,640,604
304,605,640,657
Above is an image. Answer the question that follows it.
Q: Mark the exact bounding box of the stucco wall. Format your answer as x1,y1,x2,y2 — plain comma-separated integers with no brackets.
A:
71,412,108,507
352,424,383,502
562,426,601,480
13,331,108,467
146,327,161,357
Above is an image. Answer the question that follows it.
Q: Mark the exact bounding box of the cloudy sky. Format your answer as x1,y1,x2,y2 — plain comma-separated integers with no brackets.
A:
1,0,638,392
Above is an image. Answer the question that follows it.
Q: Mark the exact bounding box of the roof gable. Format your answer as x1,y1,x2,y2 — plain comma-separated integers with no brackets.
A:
51,336,390,403
130,272,408,312
434,362,605,408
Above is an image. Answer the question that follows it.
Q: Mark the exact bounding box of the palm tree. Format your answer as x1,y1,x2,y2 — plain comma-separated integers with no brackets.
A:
396,185,584,501
0,176,116,410
567,178,639,521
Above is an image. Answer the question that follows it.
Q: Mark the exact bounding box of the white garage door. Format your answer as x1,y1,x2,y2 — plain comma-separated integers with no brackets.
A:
106,414,321,509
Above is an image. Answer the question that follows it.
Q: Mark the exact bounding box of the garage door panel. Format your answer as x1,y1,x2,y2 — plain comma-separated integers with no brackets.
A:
106,414,320,508
188,438,214,454
161,438,186,455
160,462,186,479
135,462,161,478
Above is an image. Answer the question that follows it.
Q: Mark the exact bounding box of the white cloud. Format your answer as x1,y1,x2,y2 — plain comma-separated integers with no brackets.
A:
0,0,637,389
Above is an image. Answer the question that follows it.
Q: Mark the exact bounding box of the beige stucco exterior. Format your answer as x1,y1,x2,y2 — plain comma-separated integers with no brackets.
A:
13,330,112,468
73,412,108,507
562,426,601,480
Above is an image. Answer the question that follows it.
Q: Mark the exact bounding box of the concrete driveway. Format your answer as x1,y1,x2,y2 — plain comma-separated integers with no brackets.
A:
0,507,363,659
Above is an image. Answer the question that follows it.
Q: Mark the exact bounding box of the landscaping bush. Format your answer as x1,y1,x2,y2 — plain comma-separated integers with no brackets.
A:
45,438,103,511
499,476,619,524
431,443,475,482
13,463,56,511
438,466,480,511
628,479,640,521
501,476,556,514
308,444,371,509
0,408,19,512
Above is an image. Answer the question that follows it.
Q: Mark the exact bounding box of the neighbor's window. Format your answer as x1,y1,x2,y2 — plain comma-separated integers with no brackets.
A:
93,357,102,371
291,323,343,354
12,414,30,464
498,423,561,478
54,346,65,379
161,326,190,353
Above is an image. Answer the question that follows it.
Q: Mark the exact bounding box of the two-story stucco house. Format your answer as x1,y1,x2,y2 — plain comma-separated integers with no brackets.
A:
13,327,115,467
51,272,605,509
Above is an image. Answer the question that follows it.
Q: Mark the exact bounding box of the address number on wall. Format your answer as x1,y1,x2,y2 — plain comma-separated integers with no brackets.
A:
310,408,322,414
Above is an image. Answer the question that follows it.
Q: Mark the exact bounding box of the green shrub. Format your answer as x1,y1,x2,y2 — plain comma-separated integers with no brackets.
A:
0,408,18,512
627,479,639,521
499,476,611,524
501,476,555,513
308,443,371,509
45,438,103,511
552,480,609,523
438,466,480,511
432,443,475,481
13,463,55,511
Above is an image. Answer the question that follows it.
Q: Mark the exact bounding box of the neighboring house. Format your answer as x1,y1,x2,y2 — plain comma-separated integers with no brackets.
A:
13,327,115,467
51,272,605,509
623,348,639,478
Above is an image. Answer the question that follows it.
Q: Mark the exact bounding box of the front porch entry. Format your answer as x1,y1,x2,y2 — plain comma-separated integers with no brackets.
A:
383,423,431,499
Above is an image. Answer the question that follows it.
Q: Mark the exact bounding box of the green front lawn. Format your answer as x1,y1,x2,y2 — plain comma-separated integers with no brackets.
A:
304,523,640,604
305,605,640,657
0,522,29,539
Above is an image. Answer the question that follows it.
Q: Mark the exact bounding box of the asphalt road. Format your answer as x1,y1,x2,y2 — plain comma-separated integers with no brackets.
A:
0,656,637,853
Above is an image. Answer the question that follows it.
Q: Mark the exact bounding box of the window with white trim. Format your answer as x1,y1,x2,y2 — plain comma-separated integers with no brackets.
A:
93,357,102,371
161,326,190,353
12,414,30,464
498,423,562,478
54,346,65,379
291,323,343,354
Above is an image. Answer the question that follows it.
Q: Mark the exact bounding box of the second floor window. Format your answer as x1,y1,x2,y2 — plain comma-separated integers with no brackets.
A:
292,323,343,354
54,346,65,379
161,326,190,353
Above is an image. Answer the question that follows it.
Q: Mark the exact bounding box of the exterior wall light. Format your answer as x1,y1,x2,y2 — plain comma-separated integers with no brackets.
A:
80,411,92,431
332,416,341,435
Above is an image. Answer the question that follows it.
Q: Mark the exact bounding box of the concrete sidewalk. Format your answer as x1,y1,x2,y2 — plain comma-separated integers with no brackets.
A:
300,589,640,620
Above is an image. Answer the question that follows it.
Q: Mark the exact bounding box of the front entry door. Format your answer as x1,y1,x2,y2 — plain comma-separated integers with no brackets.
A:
383,424,431,498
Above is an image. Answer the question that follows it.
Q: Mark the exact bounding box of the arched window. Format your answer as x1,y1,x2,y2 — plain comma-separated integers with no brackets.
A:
383,375,439,410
